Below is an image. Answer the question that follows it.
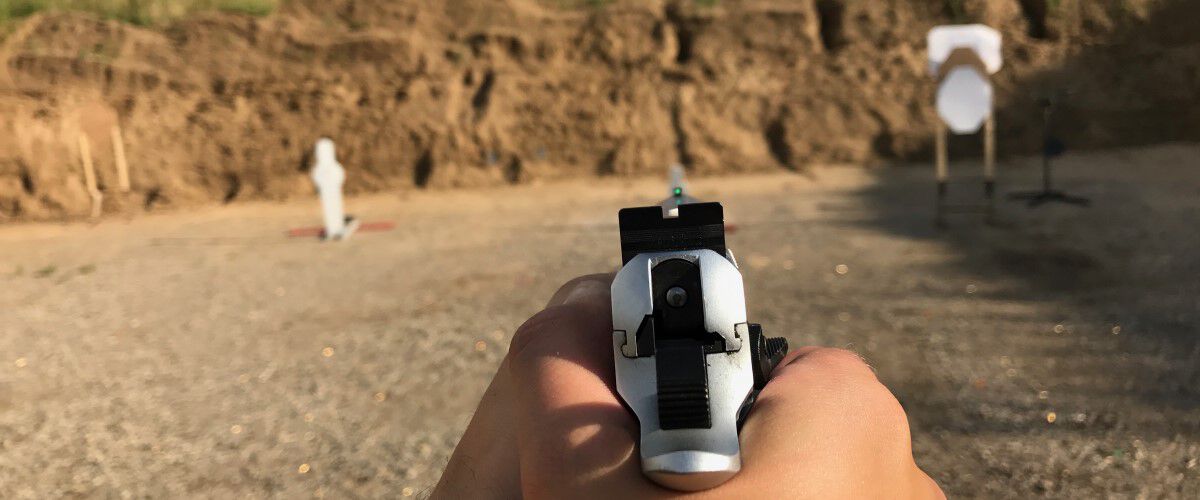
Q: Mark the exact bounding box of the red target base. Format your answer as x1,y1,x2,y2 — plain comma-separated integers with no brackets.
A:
286,221,395,239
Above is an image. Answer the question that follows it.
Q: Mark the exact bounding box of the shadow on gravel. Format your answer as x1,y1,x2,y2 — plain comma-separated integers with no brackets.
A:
847,151,1200,495
855,158,1199,390
851,0,1200,413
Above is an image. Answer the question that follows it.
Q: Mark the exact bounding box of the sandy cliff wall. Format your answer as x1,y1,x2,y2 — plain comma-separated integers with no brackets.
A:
0,0,1197,219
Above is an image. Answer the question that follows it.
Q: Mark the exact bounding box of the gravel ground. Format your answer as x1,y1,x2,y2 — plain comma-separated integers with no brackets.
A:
1,144,1198,498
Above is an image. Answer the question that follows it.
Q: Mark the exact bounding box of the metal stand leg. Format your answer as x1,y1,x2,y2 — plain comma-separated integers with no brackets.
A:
1006,99,1090,208
935,122,948,227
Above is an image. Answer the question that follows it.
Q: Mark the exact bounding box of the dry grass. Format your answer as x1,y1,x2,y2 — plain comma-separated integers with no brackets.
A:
0,0,276,26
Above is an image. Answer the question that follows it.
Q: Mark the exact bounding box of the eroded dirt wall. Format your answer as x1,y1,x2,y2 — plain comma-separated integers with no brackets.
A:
1,0,1196,219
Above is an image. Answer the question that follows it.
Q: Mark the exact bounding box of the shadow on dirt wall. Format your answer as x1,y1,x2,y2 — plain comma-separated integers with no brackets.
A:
850,0,1200,429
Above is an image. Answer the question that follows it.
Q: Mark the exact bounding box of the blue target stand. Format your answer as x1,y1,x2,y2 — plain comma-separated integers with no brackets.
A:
1007,96,1090,207
927,25,1003,226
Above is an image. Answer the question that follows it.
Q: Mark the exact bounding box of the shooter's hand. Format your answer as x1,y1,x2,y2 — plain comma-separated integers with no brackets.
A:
433,274,944,499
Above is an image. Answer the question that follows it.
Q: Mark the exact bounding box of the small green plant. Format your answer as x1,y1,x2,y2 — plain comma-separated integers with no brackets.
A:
551,0,609,9
1,0,278,27
34,264,55,278
3,0,44,19
216,0,273,16
78,263,96,275
695,0,718,7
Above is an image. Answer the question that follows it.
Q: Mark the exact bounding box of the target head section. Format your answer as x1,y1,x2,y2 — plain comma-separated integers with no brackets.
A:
927,24,1002,77
312,139,344,187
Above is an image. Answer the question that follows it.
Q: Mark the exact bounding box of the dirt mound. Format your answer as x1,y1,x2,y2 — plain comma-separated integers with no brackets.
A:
1,0,1197,220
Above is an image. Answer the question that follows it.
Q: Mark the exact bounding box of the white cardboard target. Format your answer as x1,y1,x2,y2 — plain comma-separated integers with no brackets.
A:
311,138,347,239
928,24,1002,135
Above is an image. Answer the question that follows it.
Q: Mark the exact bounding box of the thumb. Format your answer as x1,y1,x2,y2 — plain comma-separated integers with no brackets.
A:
506,275,658,497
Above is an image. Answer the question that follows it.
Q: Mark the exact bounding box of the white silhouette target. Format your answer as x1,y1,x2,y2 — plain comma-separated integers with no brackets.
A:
667,163,687,198
660,163,700,218
311,138,355,240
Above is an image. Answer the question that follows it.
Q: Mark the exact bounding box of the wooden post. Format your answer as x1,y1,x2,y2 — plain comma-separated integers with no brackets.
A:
79,134,102,218
983,114,996,220
983,114,995,181
111,125,130,192
935,121,948,184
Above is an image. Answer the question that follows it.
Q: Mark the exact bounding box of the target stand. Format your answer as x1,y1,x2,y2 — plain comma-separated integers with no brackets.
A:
1007,97,1090,208
927,25,1003,226
935,116,997,224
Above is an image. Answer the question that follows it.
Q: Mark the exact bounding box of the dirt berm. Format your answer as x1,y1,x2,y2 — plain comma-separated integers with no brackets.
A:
1,0,1197,220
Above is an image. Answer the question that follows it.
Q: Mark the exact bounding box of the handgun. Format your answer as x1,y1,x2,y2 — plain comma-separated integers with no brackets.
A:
611,201,788,491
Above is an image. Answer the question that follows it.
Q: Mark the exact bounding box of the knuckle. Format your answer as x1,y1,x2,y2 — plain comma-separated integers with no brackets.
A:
553,276,594,297
782,348,909,429
862,381,910,431
559,274,603,292
547,273,613,305
509,308,556,357
768,347,915,452
845,377,914,460
507,305,580,361
804,347,876,378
